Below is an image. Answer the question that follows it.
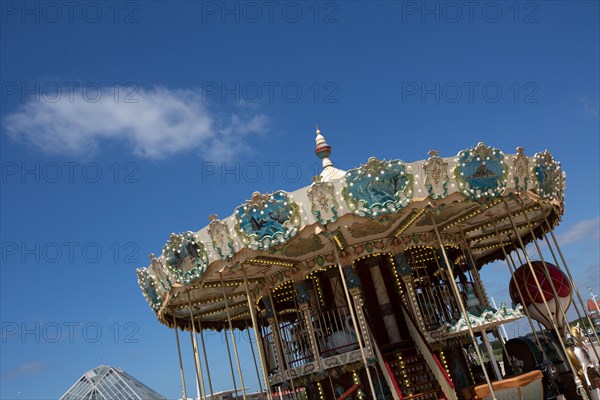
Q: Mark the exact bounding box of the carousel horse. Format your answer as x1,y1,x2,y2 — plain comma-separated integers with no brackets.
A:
565,323,597,388
326,316,359,355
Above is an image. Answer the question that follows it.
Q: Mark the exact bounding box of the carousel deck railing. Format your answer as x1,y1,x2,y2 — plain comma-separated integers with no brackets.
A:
262,322,316,374
278,317,315,370
311,306,359,358
415,281,477,332
261,327,280,375
262,306,360,376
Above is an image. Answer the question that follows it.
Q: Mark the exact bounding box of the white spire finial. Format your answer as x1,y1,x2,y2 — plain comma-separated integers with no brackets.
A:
314,125,332,168
312,125,346,181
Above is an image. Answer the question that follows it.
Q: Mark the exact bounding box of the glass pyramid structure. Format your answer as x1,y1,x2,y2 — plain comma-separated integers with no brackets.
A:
60,365,166,400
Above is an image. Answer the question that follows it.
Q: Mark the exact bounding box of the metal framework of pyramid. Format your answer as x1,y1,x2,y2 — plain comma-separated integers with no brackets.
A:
60,365,166,400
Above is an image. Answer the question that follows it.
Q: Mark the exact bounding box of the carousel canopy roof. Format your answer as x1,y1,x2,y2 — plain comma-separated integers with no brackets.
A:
137,129,566,331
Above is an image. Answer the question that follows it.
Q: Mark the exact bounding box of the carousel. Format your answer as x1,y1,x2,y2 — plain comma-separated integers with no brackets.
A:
137,128,600,400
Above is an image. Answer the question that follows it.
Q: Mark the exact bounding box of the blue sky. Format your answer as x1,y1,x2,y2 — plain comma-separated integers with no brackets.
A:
1,1,599,398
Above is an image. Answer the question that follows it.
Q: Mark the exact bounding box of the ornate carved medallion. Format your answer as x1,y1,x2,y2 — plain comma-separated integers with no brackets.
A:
234,191,300,250
423,150,449,200
149,253,172,292
307,178,339,225
208,214,235,260
136,268,162,311
162,231,209,284
513,146,530,192
532,150,561,201
454,142,508,200
343,157,414,217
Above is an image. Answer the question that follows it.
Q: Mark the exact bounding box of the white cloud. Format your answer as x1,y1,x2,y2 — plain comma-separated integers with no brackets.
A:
556,216,600,245
2,86,268,161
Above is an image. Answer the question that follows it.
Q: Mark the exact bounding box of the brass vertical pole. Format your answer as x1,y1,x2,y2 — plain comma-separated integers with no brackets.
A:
189,331,204,400
173,317,188,400
223,321,240,398
520,204,573,334
432,251,461,324
542,212,600,350
197,320,215,399
507,230,554,352
266,282,299,400
332,247,378,399
292,282,324,371
246,322,264,394
505,249,549,353
459,230,514,373
503,200,589,399
220,272,247,400
187,292,206,400
242,267,273,400
430,213,497,399
488,218,547,362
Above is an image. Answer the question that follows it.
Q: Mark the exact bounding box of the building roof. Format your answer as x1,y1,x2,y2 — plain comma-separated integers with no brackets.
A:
60,365,166,400
588,298,600,314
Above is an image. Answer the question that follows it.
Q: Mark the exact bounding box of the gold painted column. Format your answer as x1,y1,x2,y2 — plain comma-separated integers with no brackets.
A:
295,280,323,370
264,296,287,383
391,244,429,334
400,275,427,334
348,286,374,358
337,253,374,358
335,249,378,399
